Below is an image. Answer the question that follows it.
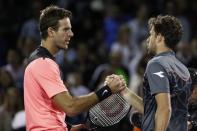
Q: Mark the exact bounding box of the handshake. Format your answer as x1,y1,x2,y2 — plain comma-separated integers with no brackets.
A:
95,74,127,101
104,74,127,94
100,74,144,114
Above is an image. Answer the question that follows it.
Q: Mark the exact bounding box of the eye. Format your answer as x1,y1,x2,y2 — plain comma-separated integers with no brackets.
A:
64,28,69,31
63,27,71,32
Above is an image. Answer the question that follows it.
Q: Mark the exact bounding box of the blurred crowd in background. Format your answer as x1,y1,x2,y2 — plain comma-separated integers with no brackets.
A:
0,0,197,131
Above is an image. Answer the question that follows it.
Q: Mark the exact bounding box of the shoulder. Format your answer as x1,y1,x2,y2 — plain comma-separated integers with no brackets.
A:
147,55,169,68
147,57,162,68
146,57,167,75
26,58,58,72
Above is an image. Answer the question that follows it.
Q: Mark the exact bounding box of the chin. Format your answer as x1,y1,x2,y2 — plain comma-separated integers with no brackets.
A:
65,45,69,49
62,46,68,50
57,46,68,50
147,48,151,54
147,49,155,55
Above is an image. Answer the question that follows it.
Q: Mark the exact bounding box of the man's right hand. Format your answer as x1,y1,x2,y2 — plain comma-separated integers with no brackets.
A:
104,74,127,93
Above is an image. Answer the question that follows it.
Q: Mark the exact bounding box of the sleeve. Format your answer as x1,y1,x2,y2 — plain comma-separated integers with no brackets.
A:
32,58,68,98
146,61,170,95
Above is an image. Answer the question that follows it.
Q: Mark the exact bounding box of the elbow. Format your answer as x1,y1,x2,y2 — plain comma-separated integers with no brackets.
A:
165,106,171,115
157,106,172,115
167,107,172,116
159,106,171,116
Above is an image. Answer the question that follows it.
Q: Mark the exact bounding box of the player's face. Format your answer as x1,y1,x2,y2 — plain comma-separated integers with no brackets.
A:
53,17,74,50
147,27,157,54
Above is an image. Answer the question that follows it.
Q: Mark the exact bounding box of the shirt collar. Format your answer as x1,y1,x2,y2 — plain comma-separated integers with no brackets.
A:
155,50,175,57
38,46,55,60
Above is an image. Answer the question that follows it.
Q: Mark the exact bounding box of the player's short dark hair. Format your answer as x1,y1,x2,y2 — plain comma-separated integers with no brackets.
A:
148,15,183,50
39,5,72,39
188,68,197,86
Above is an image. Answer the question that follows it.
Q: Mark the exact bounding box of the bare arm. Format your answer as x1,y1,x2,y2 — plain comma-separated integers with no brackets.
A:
52,74,125,117
154,93,171,131
52,91,99,117
121,88,144,114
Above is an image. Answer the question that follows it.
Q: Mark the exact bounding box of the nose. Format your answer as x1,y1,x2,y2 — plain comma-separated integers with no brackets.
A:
146,37,150,43
69,30,74,37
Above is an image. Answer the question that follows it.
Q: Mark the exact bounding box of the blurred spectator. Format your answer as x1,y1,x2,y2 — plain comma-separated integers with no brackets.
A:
188,0,197,38
89,50,129,90
176,43,192,65
3,49,25,89
12,110,26,131
0,68,14,89
67,71,90,96
17,0,42,58
127,4,149,50
11,90,25,131
90,0,104,12
187,37,197,68
164,0,191,43
0,68,14,106
128,40,148,84
69,43,97,87
56,0,71,8
92,67,114,91
66,71,90,124
111,25,132,68
0,87,20,131
103,4,122,51
129,51,152,96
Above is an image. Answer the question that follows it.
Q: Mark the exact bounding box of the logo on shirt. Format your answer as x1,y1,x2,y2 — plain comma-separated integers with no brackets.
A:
153,71,165,78
102,89,108,96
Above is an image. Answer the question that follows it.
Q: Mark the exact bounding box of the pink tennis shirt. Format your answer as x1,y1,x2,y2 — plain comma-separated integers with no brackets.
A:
24,58,68,131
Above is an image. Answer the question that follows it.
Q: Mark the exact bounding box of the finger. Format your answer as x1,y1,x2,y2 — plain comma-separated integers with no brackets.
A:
105,77,114,85
119,75,125,81
119,75,124,79
108,74,117,78
119,85,126,92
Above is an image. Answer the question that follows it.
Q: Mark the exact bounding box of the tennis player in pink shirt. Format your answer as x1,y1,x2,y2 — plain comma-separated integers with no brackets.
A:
24,5,126,131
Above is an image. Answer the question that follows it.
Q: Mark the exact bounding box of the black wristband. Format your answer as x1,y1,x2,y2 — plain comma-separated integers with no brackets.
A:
67,122,72,131
95,85,112,101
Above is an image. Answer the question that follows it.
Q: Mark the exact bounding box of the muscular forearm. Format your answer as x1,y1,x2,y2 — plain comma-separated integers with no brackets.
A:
53,91,99,117
69,93,99,116
154,107,171,131
121,88,144,114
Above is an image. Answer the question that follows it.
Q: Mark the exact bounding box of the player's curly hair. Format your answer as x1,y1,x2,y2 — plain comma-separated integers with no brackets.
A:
39,5,72,39
148,15,183,50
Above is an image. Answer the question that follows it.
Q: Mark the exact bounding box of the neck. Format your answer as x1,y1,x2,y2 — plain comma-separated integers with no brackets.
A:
156,48,172,55
41,39,58,55
156,42,172,55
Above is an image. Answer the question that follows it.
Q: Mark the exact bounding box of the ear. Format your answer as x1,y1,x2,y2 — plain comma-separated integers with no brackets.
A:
47,27,55,37
156,34,164,44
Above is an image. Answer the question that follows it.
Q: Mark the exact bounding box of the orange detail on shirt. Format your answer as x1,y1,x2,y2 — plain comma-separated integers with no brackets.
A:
24,58,68,131
133,127,141,131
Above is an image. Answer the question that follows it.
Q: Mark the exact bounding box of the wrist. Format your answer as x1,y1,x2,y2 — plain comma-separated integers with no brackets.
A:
95,85,112,101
